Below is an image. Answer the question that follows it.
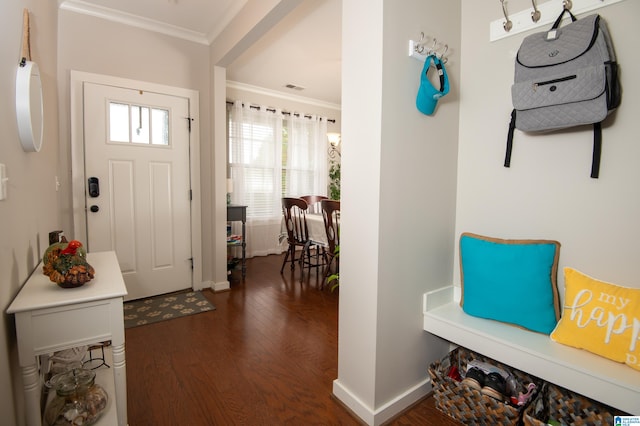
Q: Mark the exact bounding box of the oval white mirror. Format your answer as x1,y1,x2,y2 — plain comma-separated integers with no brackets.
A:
15,61,43,152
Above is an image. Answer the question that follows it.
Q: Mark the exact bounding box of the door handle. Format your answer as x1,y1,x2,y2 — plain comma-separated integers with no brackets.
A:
88,177,100,197
90,205,100,213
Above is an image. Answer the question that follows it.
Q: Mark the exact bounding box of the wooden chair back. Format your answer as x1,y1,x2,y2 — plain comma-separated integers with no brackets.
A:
300,195,328,215
282,197,310,245
321,199,340,255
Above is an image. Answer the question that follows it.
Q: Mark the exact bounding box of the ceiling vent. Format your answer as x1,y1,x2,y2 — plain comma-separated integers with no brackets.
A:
284,83,305,91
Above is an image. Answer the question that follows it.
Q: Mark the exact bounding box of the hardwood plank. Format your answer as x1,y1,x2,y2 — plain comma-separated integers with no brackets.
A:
125,254,461,425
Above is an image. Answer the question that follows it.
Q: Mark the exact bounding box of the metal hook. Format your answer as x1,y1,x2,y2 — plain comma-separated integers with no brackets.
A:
531,0,541,22
429,38,438,56
501,0,513,32
438,44,449,60
414,32,430,54
413,33,425,54
563,0,572,10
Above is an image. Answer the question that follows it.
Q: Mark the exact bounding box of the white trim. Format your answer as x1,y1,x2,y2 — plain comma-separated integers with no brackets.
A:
187,85,203,295
199,279,231,292
69,70,203,294
60,0,209,45
332,380,375,425
213,280,231,292
226,80,342,112
332,378,431,426
206,0,249,45
372,378,432,425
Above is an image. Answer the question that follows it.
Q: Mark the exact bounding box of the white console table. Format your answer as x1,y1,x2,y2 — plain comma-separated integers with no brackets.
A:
7,251,128,426
423,285,640,415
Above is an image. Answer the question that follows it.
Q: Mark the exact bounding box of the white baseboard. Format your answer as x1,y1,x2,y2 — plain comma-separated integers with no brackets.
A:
198,279,231,292
332,377,432,426
212,280,230,292
194,280,209,291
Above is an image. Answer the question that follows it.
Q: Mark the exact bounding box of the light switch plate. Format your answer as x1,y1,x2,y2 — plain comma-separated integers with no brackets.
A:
0,163,7,201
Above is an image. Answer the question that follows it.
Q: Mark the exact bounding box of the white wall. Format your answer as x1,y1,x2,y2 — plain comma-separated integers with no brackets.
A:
6,1,637,425
209,1,323,290
334,0,460,424
455,0,640,292
0,1,59,424
56,11,214,285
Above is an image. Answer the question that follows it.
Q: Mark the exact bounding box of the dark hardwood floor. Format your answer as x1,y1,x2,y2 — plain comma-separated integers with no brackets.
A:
125,254,462,425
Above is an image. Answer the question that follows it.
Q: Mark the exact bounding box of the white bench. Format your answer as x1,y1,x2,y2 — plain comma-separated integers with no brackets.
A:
423,285,640,415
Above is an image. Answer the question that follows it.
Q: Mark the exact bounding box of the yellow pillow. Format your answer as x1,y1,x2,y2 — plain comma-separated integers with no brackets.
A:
551,267,640,371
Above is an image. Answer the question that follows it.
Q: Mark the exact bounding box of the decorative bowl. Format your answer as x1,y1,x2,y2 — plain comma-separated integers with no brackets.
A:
57,280,88,289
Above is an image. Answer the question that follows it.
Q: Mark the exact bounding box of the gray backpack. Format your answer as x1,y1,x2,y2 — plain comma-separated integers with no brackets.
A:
505,9,620,178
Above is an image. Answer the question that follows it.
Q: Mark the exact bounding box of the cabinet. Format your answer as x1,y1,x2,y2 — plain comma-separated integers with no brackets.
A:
7,251,128,426
227,204,247,280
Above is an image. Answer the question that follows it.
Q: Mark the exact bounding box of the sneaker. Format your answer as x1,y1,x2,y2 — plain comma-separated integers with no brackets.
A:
461,367,485,391
481,372,506,401
446,365,462,382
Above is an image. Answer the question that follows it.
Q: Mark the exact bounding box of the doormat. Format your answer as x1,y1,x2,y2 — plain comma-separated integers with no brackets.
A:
123,290,215,329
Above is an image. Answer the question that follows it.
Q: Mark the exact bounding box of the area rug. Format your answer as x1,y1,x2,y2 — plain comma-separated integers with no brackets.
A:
123,290,215,328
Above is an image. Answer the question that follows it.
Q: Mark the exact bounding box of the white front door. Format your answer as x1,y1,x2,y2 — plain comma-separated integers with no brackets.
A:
83,82,193,300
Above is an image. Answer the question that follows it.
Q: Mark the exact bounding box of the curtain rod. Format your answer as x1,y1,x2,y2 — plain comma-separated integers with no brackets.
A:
226,100,335,123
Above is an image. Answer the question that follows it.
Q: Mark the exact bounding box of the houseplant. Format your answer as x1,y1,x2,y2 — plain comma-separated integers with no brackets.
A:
326,243,340,291
328,163,340,200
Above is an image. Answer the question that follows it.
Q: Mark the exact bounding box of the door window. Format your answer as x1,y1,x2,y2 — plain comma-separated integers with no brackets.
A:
108,102,169,146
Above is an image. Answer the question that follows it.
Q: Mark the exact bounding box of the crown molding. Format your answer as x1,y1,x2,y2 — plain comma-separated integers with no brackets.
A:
226,81,342,112
59,0,209,45
206,0,249,45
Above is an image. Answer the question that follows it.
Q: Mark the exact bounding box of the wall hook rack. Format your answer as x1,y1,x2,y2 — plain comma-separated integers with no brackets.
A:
408,33,450,64
490,0,628,41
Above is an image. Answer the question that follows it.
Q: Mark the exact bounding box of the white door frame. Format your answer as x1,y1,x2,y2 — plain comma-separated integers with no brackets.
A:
70,70,203,291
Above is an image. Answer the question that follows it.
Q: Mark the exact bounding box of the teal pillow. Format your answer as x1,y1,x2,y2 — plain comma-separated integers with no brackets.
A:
459,233,561,334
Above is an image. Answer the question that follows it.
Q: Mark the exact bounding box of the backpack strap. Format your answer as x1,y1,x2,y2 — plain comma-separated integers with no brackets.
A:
551,8,577,30
504,109,516,168
591,122,602,178
505,110,602,177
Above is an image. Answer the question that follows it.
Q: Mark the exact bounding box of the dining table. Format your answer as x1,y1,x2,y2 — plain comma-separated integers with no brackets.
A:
279,213,328,247
305,213,328,246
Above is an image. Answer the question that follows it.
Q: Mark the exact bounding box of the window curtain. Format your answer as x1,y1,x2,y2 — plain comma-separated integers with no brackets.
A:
228,101,330,258
228,101,284,257
284,113,328,197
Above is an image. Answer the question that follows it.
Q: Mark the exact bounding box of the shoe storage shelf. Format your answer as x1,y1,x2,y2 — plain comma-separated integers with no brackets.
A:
422,285,640,415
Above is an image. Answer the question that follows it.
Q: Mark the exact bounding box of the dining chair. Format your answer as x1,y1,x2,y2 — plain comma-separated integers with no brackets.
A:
280,197,326,278
300,195,328,215
320,199,340,287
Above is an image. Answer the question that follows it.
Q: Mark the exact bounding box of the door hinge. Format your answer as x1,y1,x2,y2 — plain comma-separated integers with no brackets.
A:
189,189,193,200
189,257,194,270
186,117,194,132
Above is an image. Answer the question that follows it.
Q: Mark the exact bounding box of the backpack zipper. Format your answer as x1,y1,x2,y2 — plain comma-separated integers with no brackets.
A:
533,75,576,91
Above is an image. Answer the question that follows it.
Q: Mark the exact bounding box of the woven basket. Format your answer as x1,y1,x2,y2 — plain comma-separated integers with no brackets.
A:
428,347,540,426
523,382,627,426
